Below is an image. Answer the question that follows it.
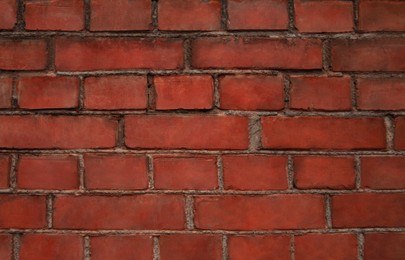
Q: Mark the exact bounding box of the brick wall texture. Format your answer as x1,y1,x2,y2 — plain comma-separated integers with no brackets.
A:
0,0,405,259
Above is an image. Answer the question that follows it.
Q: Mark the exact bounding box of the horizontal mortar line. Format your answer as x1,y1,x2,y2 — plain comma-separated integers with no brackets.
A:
0,149,404,156
0,228,404,236
1,189,405,195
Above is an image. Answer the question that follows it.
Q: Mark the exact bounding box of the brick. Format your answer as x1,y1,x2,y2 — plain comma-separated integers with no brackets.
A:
90,0,151,31
54,195,185,229
20,234,83,260
84,154,148,190
84,76,147,110
261,116,386,150
222,155,288,190
332,193,405,228
364,233,405,260
125,115,249,149
227,0,288,30
0,77,13,108
396,117,405,150
359,1,405,32
219,75,284,110
0,116,117,149
0,0,16,29
289,76,352,111
25,0,84,31
361,157,405,189
55,38,183,71
331,38,405,72
194,195,324,230
295,233,358,260
294,0,353,32
18,155,79,190
0,39,47,70
358,78,405,110
228,235,291,260
0,234,12,260
160,235,222,260
17,76,79,109
192,38,322,69
91,236,153,260
293,156,355,189
158,0,221,31
154,156,218,190
154,75,214,110
0,156,9,189
0,195,46,228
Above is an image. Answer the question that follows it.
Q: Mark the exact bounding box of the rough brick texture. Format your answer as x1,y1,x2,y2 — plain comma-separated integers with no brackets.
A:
0,1,404,259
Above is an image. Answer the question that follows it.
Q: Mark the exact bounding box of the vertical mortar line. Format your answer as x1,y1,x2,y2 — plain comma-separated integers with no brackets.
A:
287,0,297,32
78,154,86,190
353,0,360,32
46,194,54,228
357,233,364,260
9,154,18,191
222,235,228,260
12,233,21,260
11,77,18,109
147,155,155,190
248,115,262,152
213,74,221,109
151,0,159,32
16,0,25,31
283,74,291,112
351,75,358,111
183,39,192,71
147,74,156,111
84,236,91,260
117,115,125,148
153,236,160,260
322,39,331,73
384,116,395,151
185,195,195,230
47,37,56,72
217,155,224,191
354,155,361,190
290,235,295,260
220,0,229,31
325,194,332,229
84,0,91,31
287,155,295,190
79,76,85,111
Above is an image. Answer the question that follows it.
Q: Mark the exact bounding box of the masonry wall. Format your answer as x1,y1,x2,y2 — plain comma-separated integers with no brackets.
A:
0,0,405,259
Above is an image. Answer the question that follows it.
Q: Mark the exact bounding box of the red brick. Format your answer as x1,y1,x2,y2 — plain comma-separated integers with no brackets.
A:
0,156,9,189
359,1,405,32
0,116,117,149
0,195,46,228
84,154,148,190
0,234,12,260
358,78,405,110
331,38,405,72
295,233,358,260
364,233,405,260
222,155,288,190
295,0,353,32
160,235,222,260
20,234,83,260
84,76,147,110
154,75,213,110
0,0,16,29
91,236,153,260
332,193,405,228
90,0,151,31
227,0,288,30
25,0,84,31
219,75,284,110
261,116,386,150
54,195,185,229
192,38,322,69
194,195,324,230
0,39,47,70
154,156,218,190
17,76,79,109
396,117,405,150
125,115,249,149
290,76,352,111
361,157,405,189
18,155,79,190
158,0,221,31
55,38,183,71
228,235,291,260
0,77,13,108
293,156,355,189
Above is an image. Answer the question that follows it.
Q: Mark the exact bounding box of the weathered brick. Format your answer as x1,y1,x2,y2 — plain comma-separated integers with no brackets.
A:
359,1,405,32
0,39,47,70
91,236,153,260
361,157,405,189
358,78,405,110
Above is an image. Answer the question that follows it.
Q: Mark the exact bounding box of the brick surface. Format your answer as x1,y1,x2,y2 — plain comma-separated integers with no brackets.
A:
396,117,405,150
91,236,153,260
0,39,47,70
359,1,405,32
0,0,16,29
0,156,9,189
364,233,405,260
358,78,405,110
361,157,405,189
0,235,12,260
0,77,13,108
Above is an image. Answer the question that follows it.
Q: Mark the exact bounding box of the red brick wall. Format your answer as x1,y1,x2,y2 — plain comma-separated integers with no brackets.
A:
0,0,404,259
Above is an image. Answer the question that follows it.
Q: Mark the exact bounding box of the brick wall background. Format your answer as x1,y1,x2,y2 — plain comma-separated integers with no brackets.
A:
0,0,404,259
